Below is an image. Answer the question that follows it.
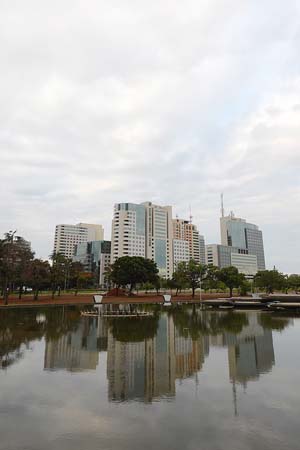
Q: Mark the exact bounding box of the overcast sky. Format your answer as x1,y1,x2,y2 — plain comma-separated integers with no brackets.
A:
1,0,300,273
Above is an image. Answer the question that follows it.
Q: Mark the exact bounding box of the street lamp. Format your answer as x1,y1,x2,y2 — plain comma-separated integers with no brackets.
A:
199,273,202,303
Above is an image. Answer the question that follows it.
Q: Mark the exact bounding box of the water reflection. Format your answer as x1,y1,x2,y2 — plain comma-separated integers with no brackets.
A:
44,318,108,372
0,307,294,402
107,314,209,402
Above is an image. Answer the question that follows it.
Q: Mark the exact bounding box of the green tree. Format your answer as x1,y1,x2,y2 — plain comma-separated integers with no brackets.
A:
288,274,300,292
203,265,220,292
50,252,71,298
254,269,286,294
217,266,245,298
69,261,85,294
172,264,188,295
0,232,34,304
24,259,51,300
173,260,207,298
108,256,159,295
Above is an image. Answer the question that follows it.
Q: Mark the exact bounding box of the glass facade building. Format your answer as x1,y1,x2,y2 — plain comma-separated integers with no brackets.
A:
220,213,265,271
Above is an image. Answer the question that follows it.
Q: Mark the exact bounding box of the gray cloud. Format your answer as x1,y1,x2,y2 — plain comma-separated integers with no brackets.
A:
0,0,300,271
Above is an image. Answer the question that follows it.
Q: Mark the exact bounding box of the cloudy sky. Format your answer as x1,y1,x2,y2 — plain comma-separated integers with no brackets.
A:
1,0,300,272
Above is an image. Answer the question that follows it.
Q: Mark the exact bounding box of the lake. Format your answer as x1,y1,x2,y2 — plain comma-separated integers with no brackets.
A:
0,306,299,450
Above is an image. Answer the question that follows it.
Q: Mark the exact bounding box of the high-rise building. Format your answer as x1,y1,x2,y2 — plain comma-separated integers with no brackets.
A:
172,219,206,265
53,223,104,259
199,234,206,265
173,239,190,270
111,203,146,262
143,202,173,278
220,212,265,270
111,202,173,278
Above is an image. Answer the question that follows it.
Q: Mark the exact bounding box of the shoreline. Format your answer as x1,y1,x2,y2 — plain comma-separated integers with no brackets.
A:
0,292,230,308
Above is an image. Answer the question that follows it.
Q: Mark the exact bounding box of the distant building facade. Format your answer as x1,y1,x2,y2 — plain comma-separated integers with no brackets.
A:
53,223,104,259
111,203,146,262
73,240,111,287
111,202,173,278
172,218,206,266
220,213,265,270
205,244,258,276
173,239,190,269
143,202,173,278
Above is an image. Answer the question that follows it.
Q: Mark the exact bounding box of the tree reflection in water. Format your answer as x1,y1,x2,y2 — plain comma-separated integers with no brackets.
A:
108,313,159,342
0,307,81,369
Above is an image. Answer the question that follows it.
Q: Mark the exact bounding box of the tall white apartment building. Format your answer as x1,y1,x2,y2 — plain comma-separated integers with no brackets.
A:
111,203,146,262
111,202,173,278
143,202,173,279
53,223,104,259
173,239,190,269
172,219,206,265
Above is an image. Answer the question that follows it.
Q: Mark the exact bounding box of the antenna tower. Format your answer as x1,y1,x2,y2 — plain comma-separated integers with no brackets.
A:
221,193,225,218
189,205,193,224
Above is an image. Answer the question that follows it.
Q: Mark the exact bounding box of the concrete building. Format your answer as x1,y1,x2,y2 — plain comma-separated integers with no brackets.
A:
111,203,146,262
143,202,173,278
220,212,265,270
199,234,206,265
53,223,104,259
172,218,206,265
111,202,173,278
173,239,190,270
231,252,258,276
73,240,111,287
205,244,258,276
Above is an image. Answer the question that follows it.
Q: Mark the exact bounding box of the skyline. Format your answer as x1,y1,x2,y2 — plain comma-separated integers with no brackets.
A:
1,1,300,273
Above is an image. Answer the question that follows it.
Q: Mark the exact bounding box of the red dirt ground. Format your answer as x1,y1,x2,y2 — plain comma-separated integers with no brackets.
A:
0,292,231,308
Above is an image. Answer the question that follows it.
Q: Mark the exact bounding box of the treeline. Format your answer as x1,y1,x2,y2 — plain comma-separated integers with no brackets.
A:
0,231,91,304
1,232,300,302
108,258,248,297
108,257,300,297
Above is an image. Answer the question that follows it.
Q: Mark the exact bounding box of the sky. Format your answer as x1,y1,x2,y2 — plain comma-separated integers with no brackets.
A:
1,0,300,273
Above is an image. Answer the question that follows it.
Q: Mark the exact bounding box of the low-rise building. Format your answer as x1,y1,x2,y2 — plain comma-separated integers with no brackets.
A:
205,244,258,276
73,240,111,287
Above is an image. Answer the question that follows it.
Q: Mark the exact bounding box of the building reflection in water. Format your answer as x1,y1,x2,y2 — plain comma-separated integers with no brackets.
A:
209,312,275,385
107,314,209,402
42,309,293,402
44,317,108,372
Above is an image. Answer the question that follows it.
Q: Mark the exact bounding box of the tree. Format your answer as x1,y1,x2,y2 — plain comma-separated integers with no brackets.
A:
203,265,220,292
76,272,94,289
24,259,51,300
49,252,71,298
254,269,286,294
288,274,300,292
217,266,245,298
108,256,159,295
172,260,207,298
14,238,35,299
68,262,85,294
172,264,188,295
0,232,34,304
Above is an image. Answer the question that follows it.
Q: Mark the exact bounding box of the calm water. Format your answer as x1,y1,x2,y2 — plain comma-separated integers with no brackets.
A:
0,306,299,450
